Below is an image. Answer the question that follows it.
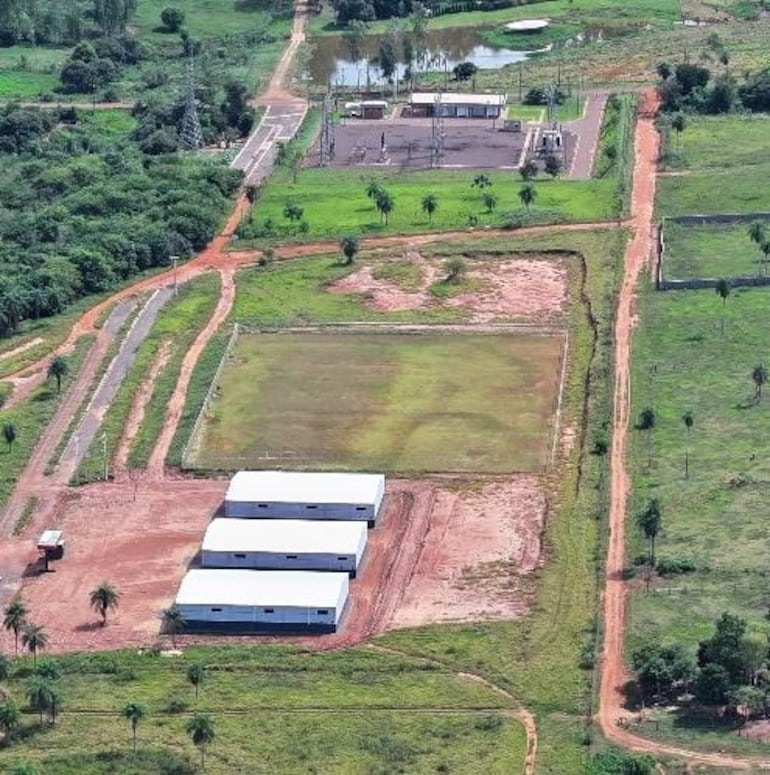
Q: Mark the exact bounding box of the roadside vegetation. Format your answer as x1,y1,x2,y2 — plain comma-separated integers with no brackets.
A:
0,336,93,509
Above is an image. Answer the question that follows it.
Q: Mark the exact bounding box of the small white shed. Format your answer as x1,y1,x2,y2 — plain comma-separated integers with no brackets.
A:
175,569,350,633
200,518,368,575
224,471,386,523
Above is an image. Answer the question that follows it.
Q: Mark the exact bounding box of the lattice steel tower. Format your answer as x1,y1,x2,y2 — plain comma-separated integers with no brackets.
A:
430,94,445,168
179,54,203,151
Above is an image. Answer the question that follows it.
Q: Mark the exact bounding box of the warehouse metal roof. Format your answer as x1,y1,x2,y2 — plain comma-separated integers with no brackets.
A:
176,569,348,608
202,519,367,554
225,471,384,505
409,92,507,107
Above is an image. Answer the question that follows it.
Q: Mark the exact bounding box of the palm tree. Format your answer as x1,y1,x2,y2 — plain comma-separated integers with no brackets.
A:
46,355,69,394
121,702,146,753
752,363,768,403
21,623,47,667
339,234,359,266
374,190,394,224
186,713,215,769
89,582,120,626
482,192,497,214
0,700,20,739
4,598,27,655
682,410,694,479
365,179,383,201
671,112,686,151
715,278,730,336
187,663,205,700
421,193,438,224
748,222,765,273
518,183,537,210
635,498,662,568
636,406,656,467
161,604,186,648
25,676,54,727
760,240,770,277
2,422,16,453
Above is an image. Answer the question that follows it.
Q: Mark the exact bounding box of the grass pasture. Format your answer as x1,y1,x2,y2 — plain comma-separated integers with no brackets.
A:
627,281,770,751
193,330,563,473
661,220,769,280
0,646,525,775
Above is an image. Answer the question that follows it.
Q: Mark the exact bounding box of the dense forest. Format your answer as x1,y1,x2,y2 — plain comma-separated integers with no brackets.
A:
0,0,270,336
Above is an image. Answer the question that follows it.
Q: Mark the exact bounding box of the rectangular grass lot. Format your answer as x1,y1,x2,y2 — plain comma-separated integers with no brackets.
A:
194,331,563,473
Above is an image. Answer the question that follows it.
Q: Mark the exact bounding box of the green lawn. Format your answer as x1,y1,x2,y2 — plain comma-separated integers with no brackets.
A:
193,330,563,473
0,646,525,775
626,281,770,752
246,167,617,242
0,70,59,98
661,220,768,280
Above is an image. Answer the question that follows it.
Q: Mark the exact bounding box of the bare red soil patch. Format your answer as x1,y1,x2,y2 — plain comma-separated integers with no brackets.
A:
0,475,543,654
329,252,567,322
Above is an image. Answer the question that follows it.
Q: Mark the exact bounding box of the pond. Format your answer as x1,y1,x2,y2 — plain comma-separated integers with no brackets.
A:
308,26,534,87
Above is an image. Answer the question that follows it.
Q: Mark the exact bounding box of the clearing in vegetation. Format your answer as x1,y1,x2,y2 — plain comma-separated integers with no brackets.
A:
191,329,564,474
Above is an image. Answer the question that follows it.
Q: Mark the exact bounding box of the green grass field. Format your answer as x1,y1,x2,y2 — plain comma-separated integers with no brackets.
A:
0,646,525,774
662,220,768,280
246,167,616,242
626,280,770,753
194,330,563,473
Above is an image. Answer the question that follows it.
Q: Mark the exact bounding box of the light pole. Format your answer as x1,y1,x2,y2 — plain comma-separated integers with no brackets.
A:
101,432,108,481
170,255,179,296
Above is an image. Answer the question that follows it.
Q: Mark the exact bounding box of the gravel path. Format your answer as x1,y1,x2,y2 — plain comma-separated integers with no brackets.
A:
565,90,610,180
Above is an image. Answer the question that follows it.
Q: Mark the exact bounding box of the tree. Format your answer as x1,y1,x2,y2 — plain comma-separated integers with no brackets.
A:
444,258,467,284
739,630,767,686
471,174,492,190
656,61,673,81
161,604,186,648
682,410,694,479
631,642,696,701
0,700,20,739
2,422,15,453
519,160,538,181
518,183,537,210
187,663,205,699
715,277,730,336
47,355,69,394
760,240,770,277
21,623,47,667
339,234,359,266
160,7,185,32
342,19,368,61
186,713,215,769
4,598,27,655
698,612,748,685
283,201,304,224
421,193,438,224
482,192,497,214
748,221,765,261
89,582,120,626
635,498,662,568
453,61,477,81
671,113,686,151
365,179,383,200
695,663,731,705
25,676,55,727
751,363,768,403
377,39,396,82
544,153,562,178
636,406,656,467
121,702,146,753
374,189,393,224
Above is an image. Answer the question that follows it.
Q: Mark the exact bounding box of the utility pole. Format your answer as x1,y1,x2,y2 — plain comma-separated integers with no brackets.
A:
170,255,179,295
101,433,108,481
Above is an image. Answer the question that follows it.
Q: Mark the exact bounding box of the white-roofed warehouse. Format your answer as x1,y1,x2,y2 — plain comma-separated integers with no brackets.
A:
175,569,350,633
201,518,368,575
224,471,385,523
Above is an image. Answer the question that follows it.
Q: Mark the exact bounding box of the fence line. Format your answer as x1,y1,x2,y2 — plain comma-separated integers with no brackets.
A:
657,212,770,291
181,322,241,469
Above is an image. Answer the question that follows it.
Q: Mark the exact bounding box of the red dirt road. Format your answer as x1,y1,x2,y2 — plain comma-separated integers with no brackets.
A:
596,91,770,771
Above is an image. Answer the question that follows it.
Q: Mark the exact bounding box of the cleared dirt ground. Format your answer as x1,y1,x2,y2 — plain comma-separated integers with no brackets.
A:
329,251,568,323
0,476,544,654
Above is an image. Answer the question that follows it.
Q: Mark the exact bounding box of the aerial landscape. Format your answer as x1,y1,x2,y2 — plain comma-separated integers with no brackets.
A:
1,0,770,772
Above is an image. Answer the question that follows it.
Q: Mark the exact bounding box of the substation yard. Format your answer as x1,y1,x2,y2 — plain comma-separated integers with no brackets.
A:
2,249,570,654
311,118,576,170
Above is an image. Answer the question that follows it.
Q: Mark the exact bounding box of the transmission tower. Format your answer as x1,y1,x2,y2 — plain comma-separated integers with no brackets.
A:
179,54,203,151
430,94,445,168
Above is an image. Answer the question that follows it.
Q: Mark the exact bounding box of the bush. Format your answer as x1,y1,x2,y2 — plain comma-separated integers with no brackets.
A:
164,696,188,713
161,7,186,32
656,557,698,576
473,713,503,731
